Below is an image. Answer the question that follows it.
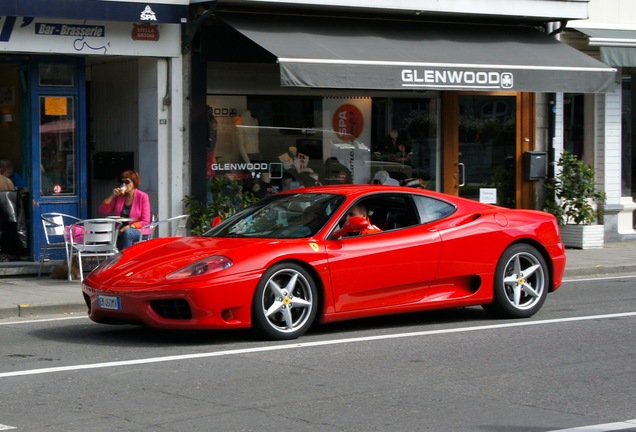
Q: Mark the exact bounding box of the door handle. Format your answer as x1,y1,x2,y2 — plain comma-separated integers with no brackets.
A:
458,163,465,187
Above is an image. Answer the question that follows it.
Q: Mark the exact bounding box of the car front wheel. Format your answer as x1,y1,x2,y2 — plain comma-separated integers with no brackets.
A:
252,263,318,340
483,243,549,318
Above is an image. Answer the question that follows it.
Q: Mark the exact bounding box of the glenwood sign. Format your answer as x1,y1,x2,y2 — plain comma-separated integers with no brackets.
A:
401,68,514,90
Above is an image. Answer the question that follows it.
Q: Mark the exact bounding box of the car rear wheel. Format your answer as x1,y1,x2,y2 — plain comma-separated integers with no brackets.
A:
252,263,318,340
483,243,549,318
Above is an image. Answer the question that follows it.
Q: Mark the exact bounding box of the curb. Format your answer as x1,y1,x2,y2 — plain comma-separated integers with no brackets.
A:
0,303,87,320
563,264,636,278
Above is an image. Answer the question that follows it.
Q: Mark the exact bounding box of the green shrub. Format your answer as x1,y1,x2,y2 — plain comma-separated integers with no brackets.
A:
184,176,258,235
543,151,605,225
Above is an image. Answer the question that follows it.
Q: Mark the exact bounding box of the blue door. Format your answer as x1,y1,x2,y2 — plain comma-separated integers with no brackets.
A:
29,58,87,261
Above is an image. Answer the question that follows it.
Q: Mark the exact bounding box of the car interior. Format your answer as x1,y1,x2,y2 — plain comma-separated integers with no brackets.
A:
339,193,457,233
349,194,420,232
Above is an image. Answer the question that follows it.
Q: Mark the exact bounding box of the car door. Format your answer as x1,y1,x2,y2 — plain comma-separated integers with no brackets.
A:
324,193,442,312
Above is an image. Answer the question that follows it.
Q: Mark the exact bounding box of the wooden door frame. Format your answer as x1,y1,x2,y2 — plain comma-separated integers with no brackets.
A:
441,91,536,209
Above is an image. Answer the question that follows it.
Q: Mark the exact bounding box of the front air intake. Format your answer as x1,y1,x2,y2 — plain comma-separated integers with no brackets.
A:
150,299,192,320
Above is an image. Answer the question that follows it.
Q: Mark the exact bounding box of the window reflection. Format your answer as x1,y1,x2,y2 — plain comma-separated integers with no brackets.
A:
206,95,439,201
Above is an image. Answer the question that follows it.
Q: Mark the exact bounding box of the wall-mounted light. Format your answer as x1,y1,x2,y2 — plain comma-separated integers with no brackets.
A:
0,113,13,123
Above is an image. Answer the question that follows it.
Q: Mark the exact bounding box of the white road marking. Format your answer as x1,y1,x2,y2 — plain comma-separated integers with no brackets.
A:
0,424,17,430
0,316,86,326
0,311,635,379
563,274,636,283
546,418,636,431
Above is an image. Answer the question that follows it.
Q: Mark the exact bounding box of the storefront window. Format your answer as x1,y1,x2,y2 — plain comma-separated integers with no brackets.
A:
39,96,76,196
38,64,74,87
374,98,439,189
458,95,516,207
206,95,439,200
563,93,585,158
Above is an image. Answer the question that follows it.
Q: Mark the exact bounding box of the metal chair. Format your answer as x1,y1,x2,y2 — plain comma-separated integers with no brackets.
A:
138,214,190,242
38,212,81,278
68,218,121,282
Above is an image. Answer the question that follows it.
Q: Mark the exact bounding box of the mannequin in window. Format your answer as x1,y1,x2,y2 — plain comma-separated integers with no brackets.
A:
206,106,218,179
236,110,260,163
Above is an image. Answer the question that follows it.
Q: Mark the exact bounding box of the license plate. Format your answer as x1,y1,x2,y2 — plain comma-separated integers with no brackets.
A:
97,295,122,310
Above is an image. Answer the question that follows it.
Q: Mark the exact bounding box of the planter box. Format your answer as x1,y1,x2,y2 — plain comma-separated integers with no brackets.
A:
559,224,604,249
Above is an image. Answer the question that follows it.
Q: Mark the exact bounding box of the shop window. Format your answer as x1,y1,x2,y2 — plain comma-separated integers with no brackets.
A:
39,96,76,196
563,93,585,158
205,94,439,200
38,64,74,87
379,98,439,189
458,95,516,207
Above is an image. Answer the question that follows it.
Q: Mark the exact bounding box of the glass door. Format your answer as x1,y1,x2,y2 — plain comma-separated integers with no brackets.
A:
30,59,87,261
457,95,517,207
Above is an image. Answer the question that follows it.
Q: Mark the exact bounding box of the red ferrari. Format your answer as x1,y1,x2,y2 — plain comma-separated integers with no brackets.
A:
82,185,566,340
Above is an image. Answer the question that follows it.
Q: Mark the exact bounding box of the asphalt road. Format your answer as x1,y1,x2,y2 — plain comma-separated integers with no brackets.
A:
1,274,635,432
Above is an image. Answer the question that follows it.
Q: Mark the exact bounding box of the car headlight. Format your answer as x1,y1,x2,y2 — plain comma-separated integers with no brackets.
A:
166,256,233,280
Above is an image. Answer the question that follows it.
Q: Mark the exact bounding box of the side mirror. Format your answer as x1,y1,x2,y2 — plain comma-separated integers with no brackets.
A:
331,216,369,239
211,216,222,228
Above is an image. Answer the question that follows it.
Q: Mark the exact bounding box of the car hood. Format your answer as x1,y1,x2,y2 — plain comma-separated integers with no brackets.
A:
86,236,296,287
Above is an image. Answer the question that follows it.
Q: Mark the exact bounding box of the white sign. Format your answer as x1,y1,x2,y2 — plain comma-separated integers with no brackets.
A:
479,188,498,204
322,97,372,184
0,17,181,57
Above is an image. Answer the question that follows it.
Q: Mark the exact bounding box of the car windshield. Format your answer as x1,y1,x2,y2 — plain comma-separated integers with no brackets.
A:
205,193,345,239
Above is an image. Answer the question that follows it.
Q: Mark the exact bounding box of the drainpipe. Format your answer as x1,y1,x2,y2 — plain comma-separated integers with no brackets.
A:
545,21,560,179
182,1,216,54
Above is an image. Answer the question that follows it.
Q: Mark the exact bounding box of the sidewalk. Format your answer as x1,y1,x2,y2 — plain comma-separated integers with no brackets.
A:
1,241,636,320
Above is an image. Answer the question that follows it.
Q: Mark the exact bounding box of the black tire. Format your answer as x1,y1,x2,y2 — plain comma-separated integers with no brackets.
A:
483,243,549,318
252,263,318,340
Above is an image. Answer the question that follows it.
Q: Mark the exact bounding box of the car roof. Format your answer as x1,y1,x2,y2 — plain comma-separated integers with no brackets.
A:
280,184,450,199
278,184,500,211
280,184,413,197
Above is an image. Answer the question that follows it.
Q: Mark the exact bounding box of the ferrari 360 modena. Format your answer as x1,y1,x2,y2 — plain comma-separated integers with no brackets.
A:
82,185,566,340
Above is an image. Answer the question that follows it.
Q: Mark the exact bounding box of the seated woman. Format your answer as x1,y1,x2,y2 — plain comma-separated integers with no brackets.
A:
98,170,151,250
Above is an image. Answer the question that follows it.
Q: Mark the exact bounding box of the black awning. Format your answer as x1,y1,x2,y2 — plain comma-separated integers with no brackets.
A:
574,27,636,67
221,14,616,93
0,0,188,24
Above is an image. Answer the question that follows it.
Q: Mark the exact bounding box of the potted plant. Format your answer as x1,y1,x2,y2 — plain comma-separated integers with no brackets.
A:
543,151,606,249
183,175,258,235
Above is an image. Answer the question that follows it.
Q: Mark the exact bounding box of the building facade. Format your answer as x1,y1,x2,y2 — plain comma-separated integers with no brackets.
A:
560,0,636,241
0,0,188,261
0,0,627,264
186,0,616,225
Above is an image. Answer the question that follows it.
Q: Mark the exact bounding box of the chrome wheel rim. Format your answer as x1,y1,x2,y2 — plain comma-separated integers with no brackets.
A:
501,251,546,310
260,268,314,334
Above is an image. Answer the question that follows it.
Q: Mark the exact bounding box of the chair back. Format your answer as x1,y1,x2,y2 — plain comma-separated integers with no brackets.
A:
42,214,65,245
171,214,190,237
68,218,120,283
70,218,120,252
139,214,190,241
41,212,80,246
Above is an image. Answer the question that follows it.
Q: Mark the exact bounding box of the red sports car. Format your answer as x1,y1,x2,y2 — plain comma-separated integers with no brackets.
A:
82,185,566,340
